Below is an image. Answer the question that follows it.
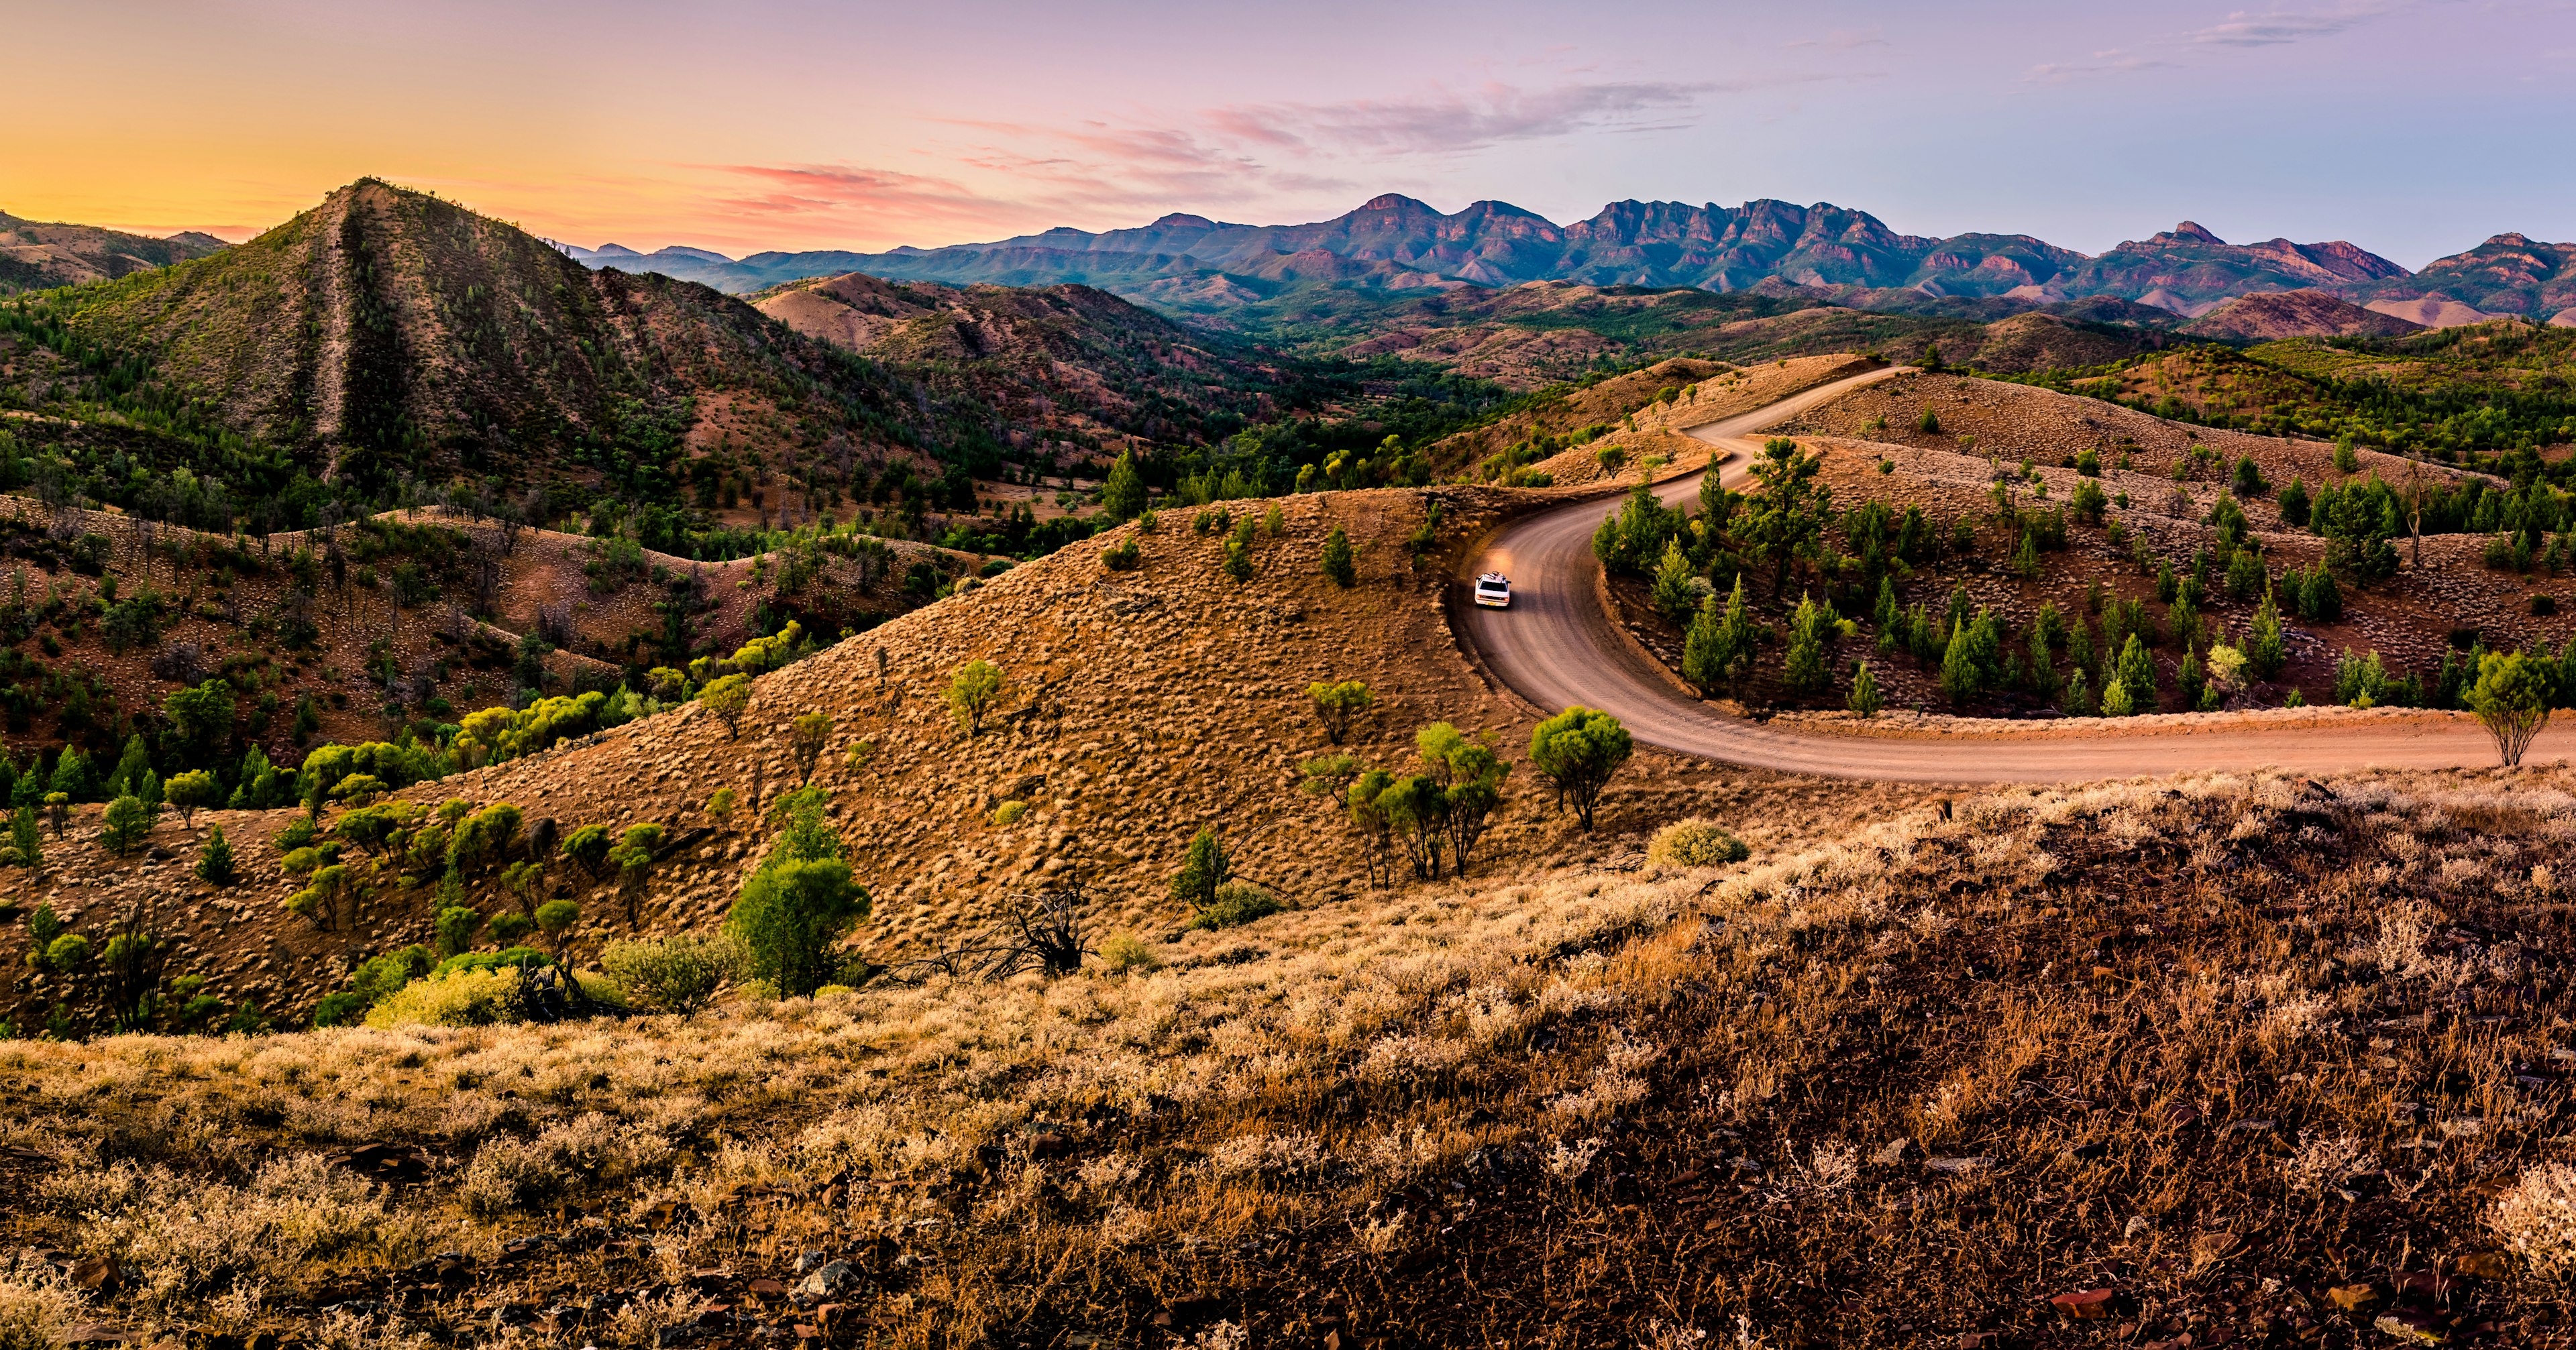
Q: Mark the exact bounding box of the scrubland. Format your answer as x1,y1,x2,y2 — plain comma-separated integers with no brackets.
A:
5,767,2575,1347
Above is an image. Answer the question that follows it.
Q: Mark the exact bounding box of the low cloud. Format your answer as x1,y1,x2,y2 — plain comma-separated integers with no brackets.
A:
1205,80,1717,156
2188,3,2394,46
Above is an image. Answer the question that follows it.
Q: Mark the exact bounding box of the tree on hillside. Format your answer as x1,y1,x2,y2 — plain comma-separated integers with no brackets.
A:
1169,827,1232,916
1099,451,1147,522
699,673,751,739
2471,652,2553,767
1739,438,1831,598
1529,706,1632,833
947,660,1005,737
1308,680,1376,744
726,789,866,997
790,712,832,785
1320,526,1356,587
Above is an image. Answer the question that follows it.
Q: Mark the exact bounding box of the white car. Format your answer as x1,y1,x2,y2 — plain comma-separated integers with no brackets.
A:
1472,572,1512,608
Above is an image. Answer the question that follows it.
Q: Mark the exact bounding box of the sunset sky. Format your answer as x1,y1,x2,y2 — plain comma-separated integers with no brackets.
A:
6,0,2570,266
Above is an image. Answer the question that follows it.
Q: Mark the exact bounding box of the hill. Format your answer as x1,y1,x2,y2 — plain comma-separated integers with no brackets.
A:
2180,289,2426,341
751,272,1299,449
0,180,971,530
0,210,227,294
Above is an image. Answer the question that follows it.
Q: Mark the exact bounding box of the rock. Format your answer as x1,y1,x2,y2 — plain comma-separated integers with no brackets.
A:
67,1257,123,1294
2050,1288,2117,1320
796,1260,861,1298
2374,1312,2446,1345
2328,1284,2381,1312
793,1250,828,1275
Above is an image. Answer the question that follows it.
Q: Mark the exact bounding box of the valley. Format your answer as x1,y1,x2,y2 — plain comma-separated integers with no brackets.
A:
1,175,2574,1350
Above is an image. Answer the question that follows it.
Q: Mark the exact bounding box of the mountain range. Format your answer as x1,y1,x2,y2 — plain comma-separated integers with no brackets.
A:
556,195,2576,327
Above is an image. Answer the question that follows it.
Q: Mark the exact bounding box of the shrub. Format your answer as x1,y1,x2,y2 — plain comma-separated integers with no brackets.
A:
1847,661,1882,718
1102,537,1140,571
1097,932,1161,974
488,912,535,946
1169,828,1232,915
1187,883,1282,931
7,807,38,872
600,934,742,1015
1916,406,1940,434
163,770,219,827
1647,818,1750,868
991,799,1026,826
1307,680,1376,744
2491,1162,2576,1273
726,857,865,997
790,711,833,785
2470,651,2553,767
366,966,522,1028
434,946,549,979
1320,526,1356,587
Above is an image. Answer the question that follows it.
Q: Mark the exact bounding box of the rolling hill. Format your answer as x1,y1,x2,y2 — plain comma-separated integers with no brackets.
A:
0,209,227,294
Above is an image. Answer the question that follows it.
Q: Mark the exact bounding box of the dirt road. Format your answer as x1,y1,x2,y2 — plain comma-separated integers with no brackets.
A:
1455,366,2569,783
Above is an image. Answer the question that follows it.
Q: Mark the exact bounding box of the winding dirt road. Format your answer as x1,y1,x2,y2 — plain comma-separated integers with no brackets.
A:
1456,366,2571,783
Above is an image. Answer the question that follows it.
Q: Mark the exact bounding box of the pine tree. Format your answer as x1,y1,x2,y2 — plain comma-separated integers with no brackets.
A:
2248,587,2287,679
2100,673,2135,716
1713,574,1759,690
2068,615,2098,680
1320,526,1356,587
1941,620,1979,706
1682,594,1725,694
2178,642,2206,708
2062,667,2093,717
2012,530,2043,581
195,825,237,887
2026,620,2059,698
1847,661,1882,718
1784,593,1829,693
2114,633,2157,711
1872,577,1901,653
1099,451,1148,522
1651,537,1699,622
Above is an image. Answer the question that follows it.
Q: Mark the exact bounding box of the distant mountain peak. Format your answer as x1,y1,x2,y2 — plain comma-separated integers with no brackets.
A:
1358,194,1437,214
1147,213,1218,229
2169,221,2224,244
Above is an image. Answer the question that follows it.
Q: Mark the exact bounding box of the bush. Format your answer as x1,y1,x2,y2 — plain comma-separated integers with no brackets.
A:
1321,526,1356,587
1097,931,1161,974
535,899,582,943
1648,818,1750,868
1530,706,1632,832
1102,537,1140,571
990,799,1026,826
2492,1162,2576,1273
947,660,1004,736
435,905,486,956
600,934,742,1015
1169,827,1232,915
1187,883,1282,931
433,946,550,979
367,967,524,1027
488,911,535,946
310,990,373,1029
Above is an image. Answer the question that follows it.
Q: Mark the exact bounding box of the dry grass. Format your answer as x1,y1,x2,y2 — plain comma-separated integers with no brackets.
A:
8,766,2576,1346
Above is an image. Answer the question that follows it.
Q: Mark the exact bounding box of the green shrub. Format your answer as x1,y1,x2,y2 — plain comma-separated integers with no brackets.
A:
1321,526,1356,587
535,899,582,944
435,905,486,956
100,795,151,856
488,912,535,945
367,966,523,1028
1169,827,1232,915
1102,537,1140,571
1647,818,1750,868
990,799,1026,826
1187,884,1282,931
193,825,235,885
311,991,373,1028
600,934,742,1015
431,946,551,979
1097,931,1161,974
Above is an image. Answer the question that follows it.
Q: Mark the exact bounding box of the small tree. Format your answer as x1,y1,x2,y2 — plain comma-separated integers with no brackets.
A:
43,792,69,840
601,934,741,1015
2471,651,2553,767
562,824,614,885
1650,538,1699,623
535,899,582,954
705,788,739,829
1941,620,1979,706
726,858,866,997
501,860,547,918
947,660,1004,737
1528,706,1632,833
1307,680,1376,744
101,795,152,857
699,673,752,739
7,804,40,870
1784,593,1829,693
2114,633,2158,711
1681,592,1727,694
1099,449,1148,522
790,711,832,785
2248,588,2287,680
435,904,486,957
193,825,235,886
1848,661,1882,718
1169,827,1232,915
164,770,221,828
612,823,668,927
1321,526,1357,587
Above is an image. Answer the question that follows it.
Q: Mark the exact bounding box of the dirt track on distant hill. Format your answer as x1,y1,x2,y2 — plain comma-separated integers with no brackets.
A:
1456,366,2575,782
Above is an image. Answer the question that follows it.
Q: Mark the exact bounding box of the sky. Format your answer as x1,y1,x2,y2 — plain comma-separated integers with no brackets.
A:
5,0,2572,268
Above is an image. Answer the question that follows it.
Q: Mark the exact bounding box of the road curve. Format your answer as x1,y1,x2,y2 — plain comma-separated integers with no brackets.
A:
1456,365,2571,783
